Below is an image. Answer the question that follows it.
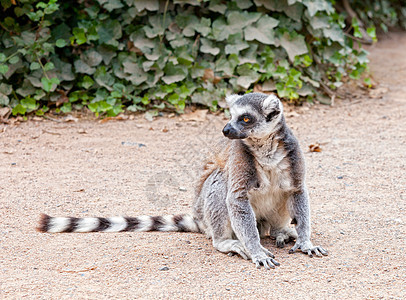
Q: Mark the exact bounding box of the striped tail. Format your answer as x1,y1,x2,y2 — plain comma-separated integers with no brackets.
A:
37,214,200,233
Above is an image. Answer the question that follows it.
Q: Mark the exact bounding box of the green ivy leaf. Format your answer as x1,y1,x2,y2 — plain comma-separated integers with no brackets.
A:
21,97,38,112
366,27,377,42
12,104,27,116
244,15,279,45
82,75,95,89
41,77,59,92
99,20,122,46
200,38,220,56
44,62,55,71
0,64,9,75
280,32,308,61
9,56,19,65
55,39,67,48
30,62,41,71
60,102,72,113
72,28,87,45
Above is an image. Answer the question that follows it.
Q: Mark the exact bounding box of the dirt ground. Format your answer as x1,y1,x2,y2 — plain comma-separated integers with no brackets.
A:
1,32,405,299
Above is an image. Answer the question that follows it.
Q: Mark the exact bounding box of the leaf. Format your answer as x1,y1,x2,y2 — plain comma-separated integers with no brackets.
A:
41,77,52,92
285,2,304,21
82,50,103,67
0,93,9,106
309,15,330,30
12,104,26,116
280,32,308,61
309,143,322,152
99,20,122,46
195,18,211,37
9,56,19,64
208,0,227,13
236,64,261,89
0,53,6,62
94,66,115,89
122,60,148,85
60,102,72,113
0,64,9,75
0,83,12,96
144,14,171,39
74,60,96,75
53,57,75,81
235,0,253,9
200,38,220,56
16,79,36,97
227,11,262,29
21,97,38,112
98,0,123,11
177,15,199,37
44,62,55,71
244,15,279,45
144,109,158,121
133,0,159,12
55,39,67,48
367,27,377,42
97,45,117,65
323,26,345,45
72,27,87,45
30,62,41,71
215,55,239,76
211,18,230,41
82,76,94,89
162,63,187,84
304,0,333,17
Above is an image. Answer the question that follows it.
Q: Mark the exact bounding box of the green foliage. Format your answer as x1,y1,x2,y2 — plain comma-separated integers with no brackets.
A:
0,0,405,117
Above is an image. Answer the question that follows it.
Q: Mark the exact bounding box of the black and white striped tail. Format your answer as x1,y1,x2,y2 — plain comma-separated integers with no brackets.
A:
37,214,200,233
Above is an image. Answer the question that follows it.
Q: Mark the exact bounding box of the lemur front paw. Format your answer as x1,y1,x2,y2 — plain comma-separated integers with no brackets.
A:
289,240,328,257
252,247,280,270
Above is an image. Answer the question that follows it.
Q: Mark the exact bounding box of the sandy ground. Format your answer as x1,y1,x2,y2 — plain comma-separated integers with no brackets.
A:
1,33,405,299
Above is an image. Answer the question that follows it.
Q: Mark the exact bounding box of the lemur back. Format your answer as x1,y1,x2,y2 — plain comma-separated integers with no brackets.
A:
38,92,327,270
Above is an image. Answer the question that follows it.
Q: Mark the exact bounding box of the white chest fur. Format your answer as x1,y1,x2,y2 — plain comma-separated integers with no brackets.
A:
247,141,294,221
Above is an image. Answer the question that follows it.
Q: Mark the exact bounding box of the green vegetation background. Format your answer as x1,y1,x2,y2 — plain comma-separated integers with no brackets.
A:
0,0,405,118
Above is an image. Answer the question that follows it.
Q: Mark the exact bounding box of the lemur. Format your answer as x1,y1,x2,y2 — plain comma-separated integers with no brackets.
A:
38,92,328,269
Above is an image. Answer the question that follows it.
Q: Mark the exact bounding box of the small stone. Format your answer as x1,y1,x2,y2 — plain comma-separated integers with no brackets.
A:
159,267,169,271
337,176,343,179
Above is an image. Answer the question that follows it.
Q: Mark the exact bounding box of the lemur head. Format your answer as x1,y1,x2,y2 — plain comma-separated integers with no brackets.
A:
222,93,283,140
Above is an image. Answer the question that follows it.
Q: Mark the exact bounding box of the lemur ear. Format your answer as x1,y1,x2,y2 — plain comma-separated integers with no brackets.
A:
225,94,242,107
262,94,281,113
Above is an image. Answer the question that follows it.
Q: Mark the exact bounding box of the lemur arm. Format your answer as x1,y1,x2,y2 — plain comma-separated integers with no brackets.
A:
226,189,278,269
289,188,328,257
225,141,278,269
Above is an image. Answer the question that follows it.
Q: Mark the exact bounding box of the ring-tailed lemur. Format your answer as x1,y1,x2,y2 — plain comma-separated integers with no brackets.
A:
38,92,328,270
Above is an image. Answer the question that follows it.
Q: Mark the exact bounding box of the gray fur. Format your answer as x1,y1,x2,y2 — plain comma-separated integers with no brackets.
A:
194,92,327,269
38,92,327,270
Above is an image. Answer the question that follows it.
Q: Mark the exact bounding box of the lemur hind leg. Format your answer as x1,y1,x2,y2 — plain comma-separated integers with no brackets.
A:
197,170,252,260
270,226,298,248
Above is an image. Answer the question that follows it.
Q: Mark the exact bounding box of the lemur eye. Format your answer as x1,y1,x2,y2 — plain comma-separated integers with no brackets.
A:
239,114,253,124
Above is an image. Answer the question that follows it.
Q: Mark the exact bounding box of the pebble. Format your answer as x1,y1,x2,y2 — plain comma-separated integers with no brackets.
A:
159,267,169,271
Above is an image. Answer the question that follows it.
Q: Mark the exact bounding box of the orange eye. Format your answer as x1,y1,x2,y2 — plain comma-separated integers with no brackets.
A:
243,117,250,123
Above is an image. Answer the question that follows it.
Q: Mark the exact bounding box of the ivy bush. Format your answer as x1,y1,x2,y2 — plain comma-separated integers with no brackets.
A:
0,0,405,118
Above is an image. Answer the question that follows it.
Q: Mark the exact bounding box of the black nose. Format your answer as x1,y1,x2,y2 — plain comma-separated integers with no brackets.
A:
222,124,232,137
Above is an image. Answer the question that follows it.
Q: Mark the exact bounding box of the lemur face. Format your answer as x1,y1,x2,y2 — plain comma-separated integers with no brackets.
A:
222,93,283,140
